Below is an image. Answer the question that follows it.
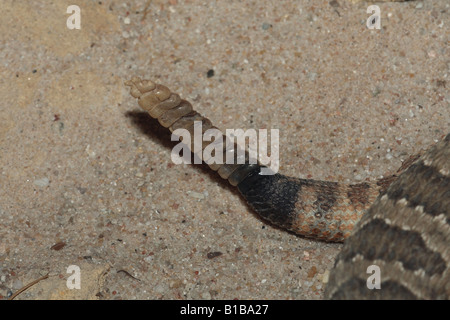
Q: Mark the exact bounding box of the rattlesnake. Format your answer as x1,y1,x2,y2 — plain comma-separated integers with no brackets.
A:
326,133,449,299
125,77,449,299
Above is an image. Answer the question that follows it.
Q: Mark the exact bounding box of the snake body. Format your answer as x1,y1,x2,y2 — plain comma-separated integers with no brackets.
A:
326,134,450,299
125,77,449,299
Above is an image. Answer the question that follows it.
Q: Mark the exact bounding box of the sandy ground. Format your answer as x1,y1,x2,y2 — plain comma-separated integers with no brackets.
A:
0,0,448,300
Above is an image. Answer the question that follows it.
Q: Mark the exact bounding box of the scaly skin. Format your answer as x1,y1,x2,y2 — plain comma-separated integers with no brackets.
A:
125,77,408,242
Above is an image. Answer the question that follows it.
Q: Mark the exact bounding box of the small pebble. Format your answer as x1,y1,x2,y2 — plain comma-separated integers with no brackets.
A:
372,87,381,97
50,241,66,251
77,187,87,194
144,255,154,263
415,2,423,9
13,280,23,290
124,17,131,24
329,0,339,8
188,191,205,200
307,266,318,279
34,177,49,187
262,22,272,30
307,72,317,81
207,251,222,259
154,284,165,293
322,270,330,284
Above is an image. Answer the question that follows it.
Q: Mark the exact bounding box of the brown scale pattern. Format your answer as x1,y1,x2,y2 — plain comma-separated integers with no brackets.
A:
326,134,450,299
